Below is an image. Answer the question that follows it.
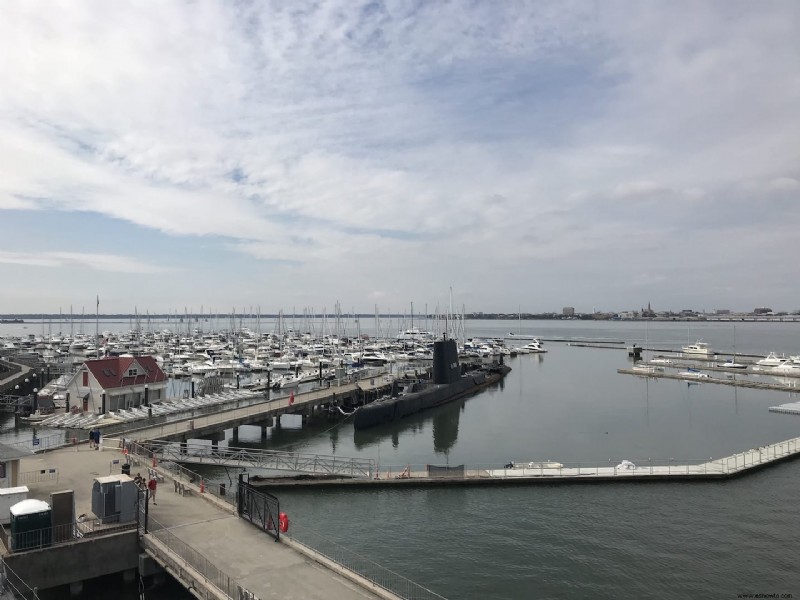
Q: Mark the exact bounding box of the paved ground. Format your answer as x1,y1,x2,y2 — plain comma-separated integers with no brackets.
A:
18,443,388,600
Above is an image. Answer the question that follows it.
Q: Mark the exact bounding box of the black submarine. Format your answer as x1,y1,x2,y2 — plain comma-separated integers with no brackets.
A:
352,337,511,430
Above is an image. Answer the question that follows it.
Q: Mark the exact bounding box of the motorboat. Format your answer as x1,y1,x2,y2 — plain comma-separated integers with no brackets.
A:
682,341,713,356
521,341,547,353
756,352,788,367
632,364,663,375
772,363,800,374
679,369,709,379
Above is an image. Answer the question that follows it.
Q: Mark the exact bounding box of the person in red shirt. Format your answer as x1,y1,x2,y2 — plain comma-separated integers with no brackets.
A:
148,477,157,505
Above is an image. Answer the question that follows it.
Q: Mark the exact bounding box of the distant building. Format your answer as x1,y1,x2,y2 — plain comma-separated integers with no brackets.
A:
753,307,773,315
715,309,731,315
562,307,575,317
66,356,168,414
641,302,656,318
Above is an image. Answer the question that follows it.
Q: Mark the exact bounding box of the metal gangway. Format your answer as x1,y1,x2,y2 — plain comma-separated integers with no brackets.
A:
0,395,20,413
134,440,376,479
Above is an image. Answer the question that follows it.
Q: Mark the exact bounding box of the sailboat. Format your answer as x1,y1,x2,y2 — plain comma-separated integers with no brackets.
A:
723,325,747,369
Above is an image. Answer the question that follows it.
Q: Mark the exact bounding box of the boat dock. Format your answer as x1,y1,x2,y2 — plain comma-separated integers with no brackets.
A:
242,438,800,489
97,376,393,445
617,368,800,392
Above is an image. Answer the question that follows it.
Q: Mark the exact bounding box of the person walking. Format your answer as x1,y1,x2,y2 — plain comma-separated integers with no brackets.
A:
148,477,157,505
88,429,95,449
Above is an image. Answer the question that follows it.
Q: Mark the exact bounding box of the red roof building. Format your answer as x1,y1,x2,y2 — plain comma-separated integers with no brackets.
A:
66,356,168,414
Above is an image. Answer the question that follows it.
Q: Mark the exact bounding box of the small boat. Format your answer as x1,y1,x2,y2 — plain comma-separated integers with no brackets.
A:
682,341,713,356
520,341,547,353
756,352,788,367
680,368,709,379
722,360,747,369
18,410,53,424
650,357,672,364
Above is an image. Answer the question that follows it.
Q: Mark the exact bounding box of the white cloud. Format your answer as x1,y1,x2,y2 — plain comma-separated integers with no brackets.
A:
0,251,170,274
0,1,798,311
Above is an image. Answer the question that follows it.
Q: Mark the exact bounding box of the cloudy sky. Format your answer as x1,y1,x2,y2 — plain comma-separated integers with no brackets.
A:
1,1,798,315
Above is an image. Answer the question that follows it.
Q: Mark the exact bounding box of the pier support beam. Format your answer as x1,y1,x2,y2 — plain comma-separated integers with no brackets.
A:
180,438,187,454
231,427,239,444
122,569,136,585
69,581,84,597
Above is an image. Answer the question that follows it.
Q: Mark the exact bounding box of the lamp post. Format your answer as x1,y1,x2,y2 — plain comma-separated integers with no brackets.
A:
33,388,38,414
144,384,149,407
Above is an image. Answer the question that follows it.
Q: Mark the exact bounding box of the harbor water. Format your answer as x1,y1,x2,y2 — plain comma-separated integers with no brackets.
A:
231,320,800,599
3,319,800,598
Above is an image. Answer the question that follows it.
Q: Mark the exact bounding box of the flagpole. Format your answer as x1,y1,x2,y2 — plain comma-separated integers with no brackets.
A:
95,295,99,358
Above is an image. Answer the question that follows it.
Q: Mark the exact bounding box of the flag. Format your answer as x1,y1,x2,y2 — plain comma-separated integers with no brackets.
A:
289,391,294,406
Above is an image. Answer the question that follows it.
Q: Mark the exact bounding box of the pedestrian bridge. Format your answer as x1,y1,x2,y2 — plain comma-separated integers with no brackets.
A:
139,440,376,479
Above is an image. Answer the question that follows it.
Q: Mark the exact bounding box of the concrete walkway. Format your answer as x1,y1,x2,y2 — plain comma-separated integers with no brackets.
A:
18,444,388,600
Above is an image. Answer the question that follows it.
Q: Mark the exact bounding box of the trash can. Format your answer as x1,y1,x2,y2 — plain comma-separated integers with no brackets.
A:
121,464,131,476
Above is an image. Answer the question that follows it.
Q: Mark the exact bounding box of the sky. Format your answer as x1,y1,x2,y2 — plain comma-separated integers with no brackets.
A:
1,1,798,315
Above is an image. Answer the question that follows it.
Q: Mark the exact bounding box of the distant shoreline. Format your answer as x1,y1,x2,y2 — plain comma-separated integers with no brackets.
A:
0,314,798,323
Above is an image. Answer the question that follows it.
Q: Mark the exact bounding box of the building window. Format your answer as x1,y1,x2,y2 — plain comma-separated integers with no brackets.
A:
127,368,137,377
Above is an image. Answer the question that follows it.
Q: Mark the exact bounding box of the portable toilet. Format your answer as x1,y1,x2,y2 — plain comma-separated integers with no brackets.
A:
9,499,51,552
0,487,29,525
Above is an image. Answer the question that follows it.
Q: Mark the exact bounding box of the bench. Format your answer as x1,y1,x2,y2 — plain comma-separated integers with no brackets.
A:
148,467,164,483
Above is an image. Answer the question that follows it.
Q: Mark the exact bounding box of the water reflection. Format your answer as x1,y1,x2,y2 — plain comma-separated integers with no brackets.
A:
432,400,463,455
352,397,466,453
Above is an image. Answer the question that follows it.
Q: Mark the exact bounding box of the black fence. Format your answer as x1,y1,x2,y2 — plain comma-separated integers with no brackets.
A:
237,475,280,541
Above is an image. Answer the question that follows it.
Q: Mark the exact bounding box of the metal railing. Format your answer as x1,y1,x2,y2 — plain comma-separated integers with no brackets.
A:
123,444,238,508
143,515,259,600
137,440,375,479
1,518,137,554
106,381,361,441
286,521,448,600
371,437,800,480
1,554,41,599
6,432,70,453
17,468,59,485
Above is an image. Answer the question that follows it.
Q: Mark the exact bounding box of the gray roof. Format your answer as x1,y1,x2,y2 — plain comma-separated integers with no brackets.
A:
0,442,34,461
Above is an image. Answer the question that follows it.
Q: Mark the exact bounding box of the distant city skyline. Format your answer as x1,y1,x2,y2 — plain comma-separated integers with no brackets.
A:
1,2,798,314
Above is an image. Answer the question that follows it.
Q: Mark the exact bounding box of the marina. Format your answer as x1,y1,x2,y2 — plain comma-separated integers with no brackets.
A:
2,318,800,599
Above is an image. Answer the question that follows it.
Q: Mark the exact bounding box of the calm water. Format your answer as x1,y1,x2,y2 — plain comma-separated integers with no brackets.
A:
5,319,800,599
228,321,800,599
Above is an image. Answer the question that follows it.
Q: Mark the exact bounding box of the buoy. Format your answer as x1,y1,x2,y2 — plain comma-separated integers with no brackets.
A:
200,479,205,494
279,512,289,533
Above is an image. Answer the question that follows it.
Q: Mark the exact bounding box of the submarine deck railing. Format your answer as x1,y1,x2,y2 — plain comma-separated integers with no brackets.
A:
133,440,376,479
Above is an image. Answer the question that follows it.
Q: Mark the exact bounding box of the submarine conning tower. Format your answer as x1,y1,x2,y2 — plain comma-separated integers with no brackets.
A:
432,337,461,385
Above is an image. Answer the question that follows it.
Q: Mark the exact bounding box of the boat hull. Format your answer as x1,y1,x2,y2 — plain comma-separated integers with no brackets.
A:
353,366,510,430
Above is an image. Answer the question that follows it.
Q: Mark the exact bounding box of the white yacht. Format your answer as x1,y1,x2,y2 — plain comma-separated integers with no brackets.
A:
756,352,788,368
521,341,547,353
682,341,713,356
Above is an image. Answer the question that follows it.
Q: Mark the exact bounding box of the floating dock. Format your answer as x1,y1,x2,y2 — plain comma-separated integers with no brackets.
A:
617,368,800,392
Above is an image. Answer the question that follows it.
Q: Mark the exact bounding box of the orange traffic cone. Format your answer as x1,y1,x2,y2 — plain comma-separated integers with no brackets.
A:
200,479,205,494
